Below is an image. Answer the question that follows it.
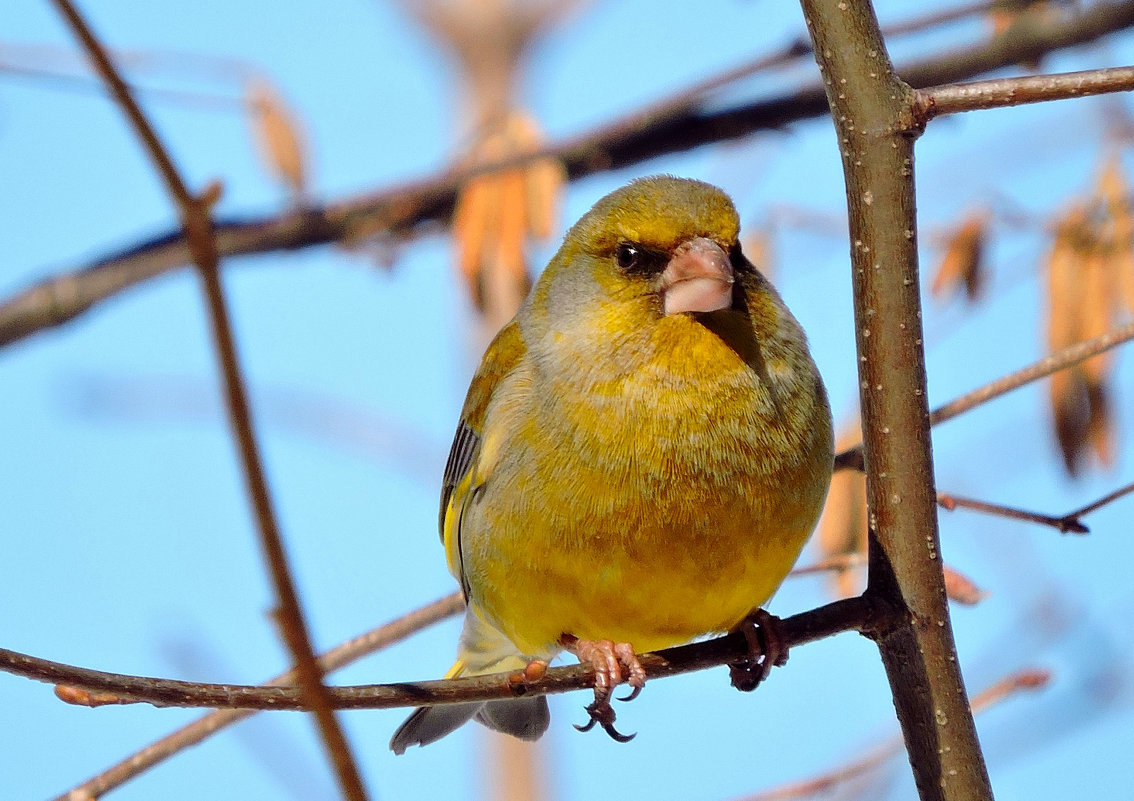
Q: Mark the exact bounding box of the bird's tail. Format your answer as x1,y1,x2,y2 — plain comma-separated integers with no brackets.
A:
389,606,551,754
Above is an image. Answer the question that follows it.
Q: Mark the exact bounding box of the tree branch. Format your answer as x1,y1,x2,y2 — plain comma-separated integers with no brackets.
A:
836,319,1134,471
49,3,368,799
0,596,875,712
930,320,1134,428
52,551,883,798
939,479,1134,534
4,0,1133,349
915,65,1134,122
938,493,1090,534
798,0,993,798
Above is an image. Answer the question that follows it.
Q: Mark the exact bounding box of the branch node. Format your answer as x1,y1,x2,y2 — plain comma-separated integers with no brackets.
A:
910,88,938,127
1056,517,1090,535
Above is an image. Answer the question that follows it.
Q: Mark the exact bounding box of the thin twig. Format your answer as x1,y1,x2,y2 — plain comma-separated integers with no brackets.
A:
55,593,463,801
938,493,1090,534
939,479,1134,534
4,0,1133,349
932,319,1134,428
0,62,247,110
1068,479,1134,518
835,320,1134,471
0,596,876,711
788,553,868,577
735,669,1051,801
49,3,367,799
915,65,1134,122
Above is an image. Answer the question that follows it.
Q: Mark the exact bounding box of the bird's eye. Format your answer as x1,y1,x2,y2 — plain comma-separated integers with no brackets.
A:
614,243,640,271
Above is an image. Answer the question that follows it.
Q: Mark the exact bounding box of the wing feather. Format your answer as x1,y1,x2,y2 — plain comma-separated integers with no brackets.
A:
437,321,527,600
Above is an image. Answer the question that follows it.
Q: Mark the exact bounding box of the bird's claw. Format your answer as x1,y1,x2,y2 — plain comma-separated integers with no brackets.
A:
729,609,788,692
562,635,646,742
616,684,643,703
574,700,636,742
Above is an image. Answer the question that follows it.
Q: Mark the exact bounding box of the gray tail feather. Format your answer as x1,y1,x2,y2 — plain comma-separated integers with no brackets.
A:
477,696,550,741
390,702,480,754
389,697,550,754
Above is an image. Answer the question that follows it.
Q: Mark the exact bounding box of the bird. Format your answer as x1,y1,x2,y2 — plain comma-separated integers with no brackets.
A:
390,175,833,753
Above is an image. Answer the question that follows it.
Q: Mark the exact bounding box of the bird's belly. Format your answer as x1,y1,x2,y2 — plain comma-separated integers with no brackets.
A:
467,428,819,657
500,526,801,655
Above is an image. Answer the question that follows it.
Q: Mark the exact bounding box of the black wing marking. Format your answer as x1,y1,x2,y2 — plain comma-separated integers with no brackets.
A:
439,420,480,539
440,420,480,601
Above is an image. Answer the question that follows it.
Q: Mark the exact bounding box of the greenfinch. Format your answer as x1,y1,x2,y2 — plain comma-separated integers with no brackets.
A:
391,176,833,753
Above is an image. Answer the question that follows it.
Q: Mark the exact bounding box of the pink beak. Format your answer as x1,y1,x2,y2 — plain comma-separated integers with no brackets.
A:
660,237,735,316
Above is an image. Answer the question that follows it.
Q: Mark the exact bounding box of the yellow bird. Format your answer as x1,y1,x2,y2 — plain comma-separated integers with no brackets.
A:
391,176,833,753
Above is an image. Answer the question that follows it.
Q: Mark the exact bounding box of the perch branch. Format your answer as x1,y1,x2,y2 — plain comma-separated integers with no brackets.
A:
1,596,876,711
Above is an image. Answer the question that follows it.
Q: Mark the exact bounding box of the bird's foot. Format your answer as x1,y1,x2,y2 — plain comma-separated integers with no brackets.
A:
560,635,646,742
729,609,788,692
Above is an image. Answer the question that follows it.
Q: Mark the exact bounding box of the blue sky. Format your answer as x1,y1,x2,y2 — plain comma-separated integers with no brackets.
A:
3,1,1134,799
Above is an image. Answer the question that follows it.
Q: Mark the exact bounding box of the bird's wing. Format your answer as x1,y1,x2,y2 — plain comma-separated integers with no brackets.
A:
438,320,527,599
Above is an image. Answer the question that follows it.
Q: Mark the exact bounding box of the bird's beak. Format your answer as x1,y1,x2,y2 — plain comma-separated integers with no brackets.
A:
659,237,735,316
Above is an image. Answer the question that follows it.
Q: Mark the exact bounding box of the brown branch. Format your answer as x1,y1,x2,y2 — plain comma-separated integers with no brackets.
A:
939,479,1134,534
835,319,1134,471
0,595,876,711
915,65,1134,123
737,669,1051,801
52,1,191,206
55,552,875,798
788,552,868,577
1067,479,1134,518
0,61,247,110
799,0,993,798
55,593,463,801
939,493,1090,534
930,319,1134,428
49,3,368,799
4,0,1134,349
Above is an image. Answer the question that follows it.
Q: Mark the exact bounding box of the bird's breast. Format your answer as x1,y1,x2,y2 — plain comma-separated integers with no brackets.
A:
464,314,829,655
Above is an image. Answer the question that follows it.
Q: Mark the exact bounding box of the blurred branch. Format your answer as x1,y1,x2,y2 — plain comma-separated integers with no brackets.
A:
915,65,1134,122
4,0,1134,348
55,593,463,801
789,552,868,577
939,479,1134,533
49,3,367,799
0,61,247,110
736,669,1051,801
0,596,877,711
835,319,1134,471
882,0,997,37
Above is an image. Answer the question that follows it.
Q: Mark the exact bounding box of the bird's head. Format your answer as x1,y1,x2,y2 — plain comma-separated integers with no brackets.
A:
548,175,746,319
532,176,748,324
